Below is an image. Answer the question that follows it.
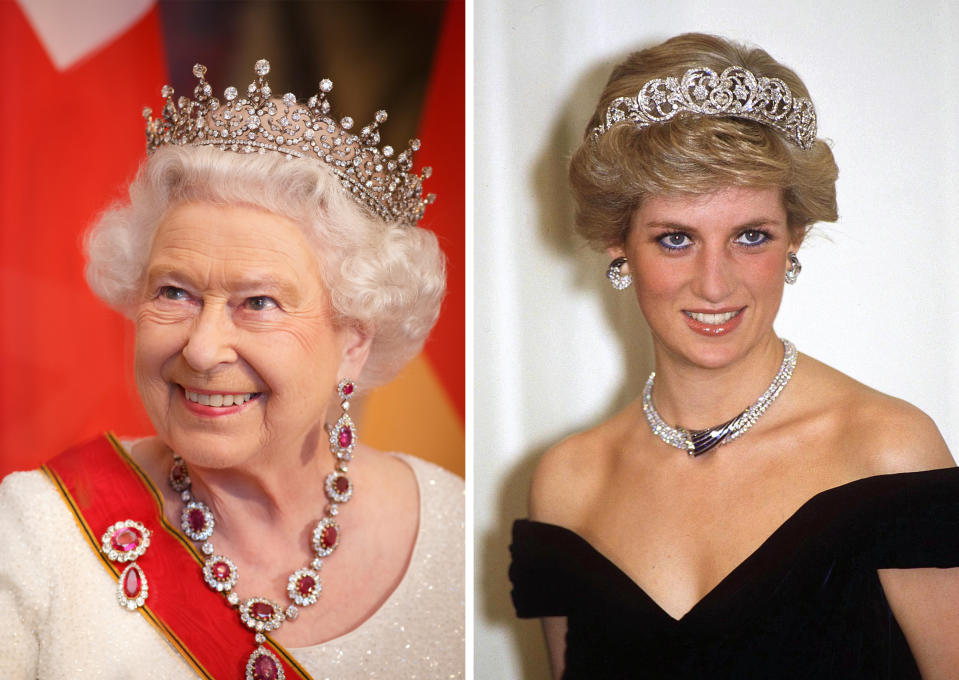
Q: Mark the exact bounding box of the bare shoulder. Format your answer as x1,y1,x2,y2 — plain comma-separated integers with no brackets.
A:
796,354,954,474
355,444,421,508
859,395,953,472
529,405,637,526
529,431,602,527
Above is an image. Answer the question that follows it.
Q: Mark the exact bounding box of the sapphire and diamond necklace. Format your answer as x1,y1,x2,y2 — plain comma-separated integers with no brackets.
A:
642,338,797,457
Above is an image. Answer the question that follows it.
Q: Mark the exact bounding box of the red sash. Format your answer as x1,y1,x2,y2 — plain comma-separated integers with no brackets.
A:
42,434,312,680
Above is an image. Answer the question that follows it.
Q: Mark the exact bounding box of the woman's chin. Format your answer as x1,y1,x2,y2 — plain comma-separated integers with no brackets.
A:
160,429,261,471
669,338,759,372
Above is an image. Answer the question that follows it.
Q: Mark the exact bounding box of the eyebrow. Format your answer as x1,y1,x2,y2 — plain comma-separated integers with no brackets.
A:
145,265,302,300
643,218,783,232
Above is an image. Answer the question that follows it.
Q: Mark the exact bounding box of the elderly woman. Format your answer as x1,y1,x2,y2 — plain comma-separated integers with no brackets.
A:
509,34,959,679
0,61,463,679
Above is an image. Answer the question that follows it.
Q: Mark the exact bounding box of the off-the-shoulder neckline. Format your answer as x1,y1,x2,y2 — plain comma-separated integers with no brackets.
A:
515,466,959,623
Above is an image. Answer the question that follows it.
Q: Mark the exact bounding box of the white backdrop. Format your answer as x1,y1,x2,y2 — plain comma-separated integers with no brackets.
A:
474,0,959,677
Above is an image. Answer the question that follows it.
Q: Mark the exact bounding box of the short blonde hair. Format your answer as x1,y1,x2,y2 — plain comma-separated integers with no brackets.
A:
569,33,838,249
85,146,446,387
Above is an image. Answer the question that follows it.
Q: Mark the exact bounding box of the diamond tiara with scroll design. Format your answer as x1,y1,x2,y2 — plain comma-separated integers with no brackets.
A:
591,66,817,150
143,59,435,226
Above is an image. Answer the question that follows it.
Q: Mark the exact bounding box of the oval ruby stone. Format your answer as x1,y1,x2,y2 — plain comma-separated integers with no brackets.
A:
297,575,316,596
251,601,275,621
212,561,231,581
338,427,352,448
171,462,187,484
112,528,141,552
334,476,350,494
321,525,338,549
123,567,141,597
342,382,354,395
253,655,278,680
188,508,206,532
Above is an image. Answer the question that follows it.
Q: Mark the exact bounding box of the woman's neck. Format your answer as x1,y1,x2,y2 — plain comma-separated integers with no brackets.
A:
191,457,330,536
649,333,786,430
131,436,338,561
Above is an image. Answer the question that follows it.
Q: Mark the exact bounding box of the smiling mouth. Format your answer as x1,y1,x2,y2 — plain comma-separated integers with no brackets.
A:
183,389,258,407
684,309,742,325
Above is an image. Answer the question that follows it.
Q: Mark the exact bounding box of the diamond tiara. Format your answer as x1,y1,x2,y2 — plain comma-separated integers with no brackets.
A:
591,66,817,150
143,59,435,226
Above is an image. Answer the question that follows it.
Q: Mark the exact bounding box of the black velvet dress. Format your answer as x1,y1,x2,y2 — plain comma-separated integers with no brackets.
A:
510,468,959,679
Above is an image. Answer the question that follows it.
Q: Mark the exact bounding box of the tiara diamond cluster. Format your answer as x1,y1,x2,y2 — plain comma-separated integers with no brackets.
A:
143,59,435,225
592,66,817,150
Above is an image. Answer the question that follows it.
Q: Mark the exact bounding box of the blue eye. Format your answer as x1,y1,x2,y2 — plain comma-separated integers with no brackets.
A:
245,296,278,311
736,230,770,246
158,286,189,301
658,232,692,251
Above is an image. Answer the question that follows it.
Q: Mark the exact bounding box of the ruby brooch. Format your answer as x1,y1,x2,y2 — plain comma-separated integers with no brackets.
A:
101,519,151,609
101,519,151,561
117,563,149,610
171,378,356,680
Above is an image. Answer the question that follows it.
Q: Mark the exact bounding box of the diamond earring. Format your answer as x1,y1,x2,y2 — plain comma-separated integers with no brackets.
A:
784,252,801,285
606,257,632,290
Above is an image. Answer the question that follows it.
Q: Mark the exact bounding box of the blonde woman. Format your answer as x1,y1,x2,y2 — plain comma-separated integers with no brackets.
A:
510,33,959,679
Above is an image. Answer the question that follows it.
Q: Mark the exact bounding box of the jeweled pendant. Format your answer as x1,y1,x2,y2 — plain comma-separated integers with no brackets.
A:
312,517,340,557
202,555,238,592
181,500,215,541
329,413,356,460
246,646,285,680
685,417,738,457
239,597,285,632
101,519,151,562
287,567,321,607
168,457,191,492
117,562,148,609
325,471,352,503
